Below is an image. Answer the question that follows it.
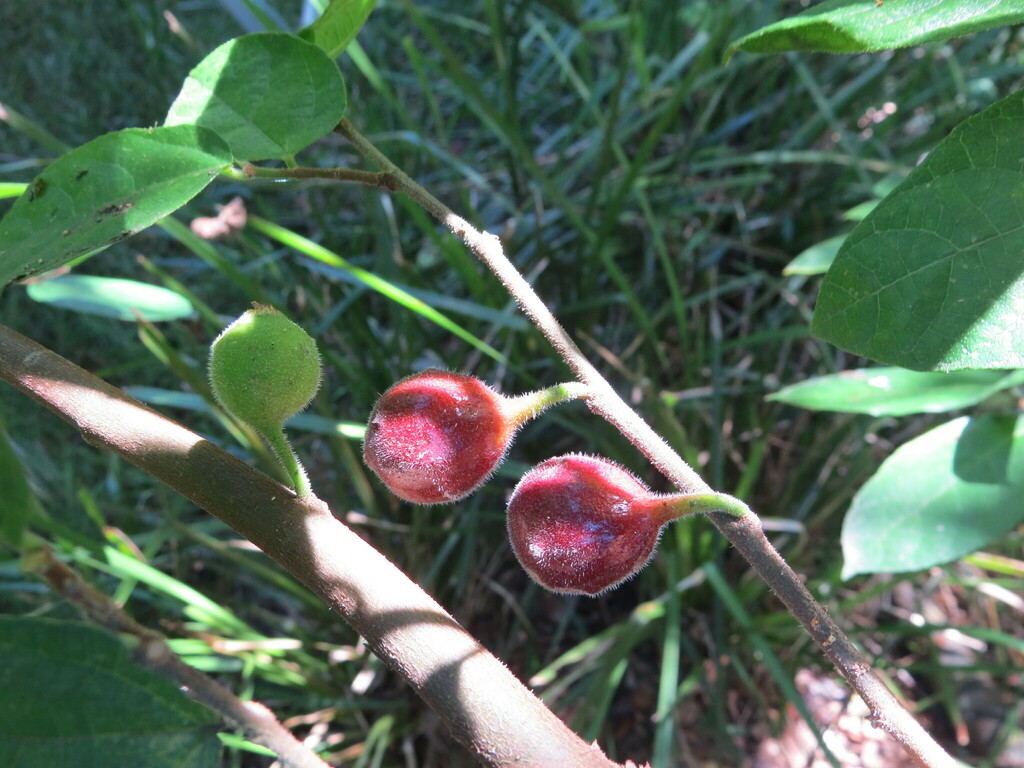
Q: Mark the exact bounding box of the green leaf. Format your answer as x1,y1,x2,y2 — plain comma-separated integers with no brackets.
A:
769,368,1024,416
0,413,44,547
783,200,875,275
783,234,846,276
841,199,878,222
0,126,231,290
299,0,380,59
842,414,1024,578
812,87,1024,371
26,274,195,322
249,216,510,364
727,0,1024,58
165,33,348,161
0,616,220,768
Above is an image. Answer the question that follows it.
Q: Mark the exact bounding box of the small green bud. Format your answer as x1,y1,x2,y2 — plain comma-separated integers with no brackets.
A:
209,304,321,434
209,304,322,497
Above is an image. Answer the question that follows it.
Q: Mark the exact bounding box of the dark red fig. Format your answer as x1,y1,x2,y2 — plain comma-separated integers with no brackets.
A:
364,370,587,505
363,370,510,504
506,454,686,596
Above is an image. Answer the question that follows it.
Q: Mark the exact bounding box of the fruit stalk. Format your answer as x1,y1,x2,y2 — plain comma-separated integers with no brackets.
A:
647,491,751,525
503,381,590,427
263,429,311,499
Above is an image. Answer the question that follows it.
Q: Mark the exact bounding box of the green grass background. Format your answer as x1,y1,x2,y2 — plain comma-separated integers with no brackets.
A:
2,1,1022,766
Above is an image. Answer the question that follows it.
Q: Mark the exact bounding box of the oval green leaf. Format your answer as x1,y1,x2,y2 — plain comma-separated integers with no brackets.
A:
841,199,879,222
0,126,231,290
842,414,1024,578
812,86,1024,371
727,0,1024,58
165,33,348,161
783,234,847,276
0,616,220,768
769,368,1024,416
299,0,380,59
26,274,195,322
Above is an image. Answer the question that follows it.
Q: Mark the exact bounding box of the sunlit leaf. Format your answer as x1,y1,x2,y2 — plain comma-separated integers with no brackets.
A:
842,414,1024,577
0,126,231,290
769,368,1024,416
727,0,1024,58
299,0,380,59
812,86,1024,371
26,274,195,322
166,33,347,160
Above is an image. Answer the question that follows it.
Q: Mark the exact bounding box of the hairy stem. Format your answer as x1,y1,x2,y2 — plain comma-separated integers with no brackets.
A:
335,118,956,768
503,381,591,428
261,426,311,498
0,325,619,768
20,537,331,768
649,492,751,526
225,163,400,190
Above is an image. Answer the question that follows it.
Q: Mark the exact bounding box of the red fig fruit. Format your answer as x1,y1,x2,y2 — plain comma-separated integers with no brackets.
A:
506,454,669,595
363,370,586,505
506,454,741,596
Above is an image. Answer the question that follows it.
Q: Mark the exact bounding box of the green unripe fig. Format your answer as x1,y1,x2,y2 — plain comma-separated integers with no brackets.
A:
209,305,322,433
209,304,322,496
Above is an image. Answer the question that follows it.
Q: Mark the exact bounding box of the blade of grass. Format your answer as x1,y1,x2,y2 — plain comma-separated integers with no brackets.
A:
0,101,72,155
703,561,842,768
136,254,223,332
652,526,683,768
249,215,509,364
157,216,275,307
0,182,29,199
353,714,395,768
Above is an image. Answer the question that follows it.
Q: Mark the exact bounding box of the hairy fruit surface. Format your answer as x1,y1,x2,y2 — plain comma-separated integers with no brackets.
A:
363,370,514,504
209,305,322,434
506,454,674,596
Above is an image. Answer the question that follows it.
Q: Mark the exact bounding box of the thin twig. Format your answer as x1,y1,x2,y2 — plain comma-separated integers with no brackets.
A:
334,117,956,768
20,538,331,768
238,163,399,190
0,325,622,768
